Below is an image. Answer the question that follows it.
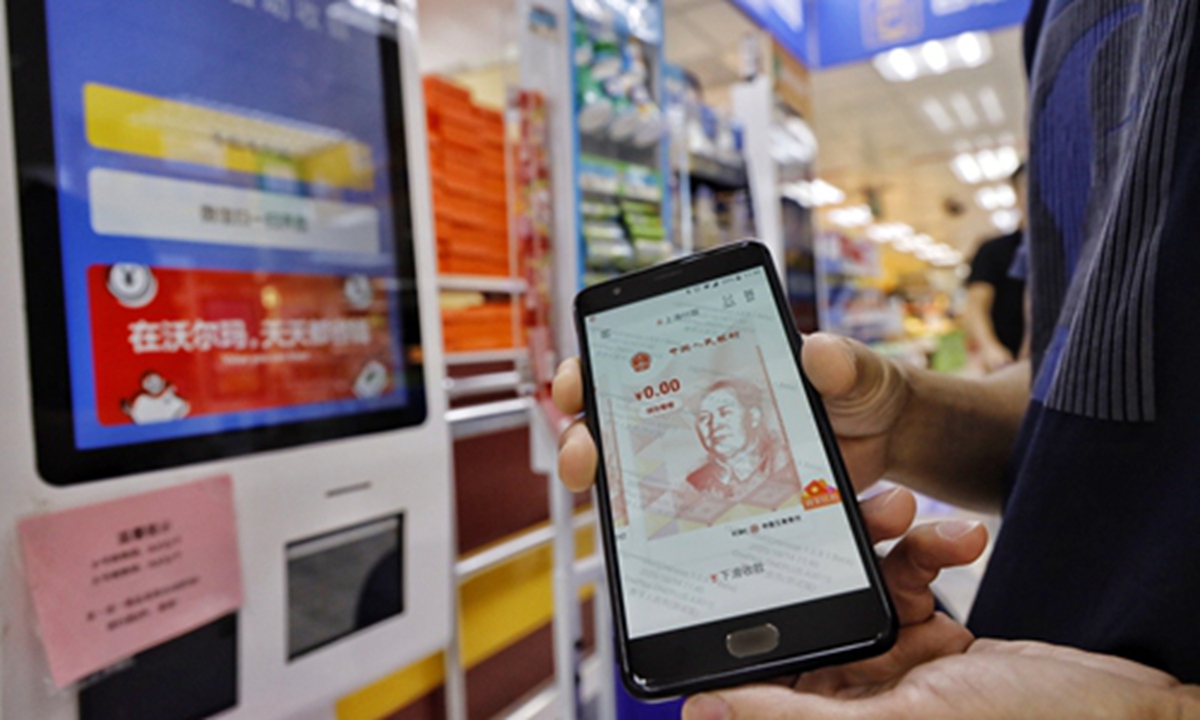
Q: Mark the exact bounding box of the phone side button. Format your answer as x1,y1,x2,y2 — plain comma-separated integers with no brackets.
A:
724,623,780,658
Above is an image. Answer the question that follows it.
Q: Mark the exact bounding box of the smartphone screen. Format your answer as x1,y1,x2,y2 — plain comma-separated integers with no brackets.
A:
578,244,895,696
582,265,872,641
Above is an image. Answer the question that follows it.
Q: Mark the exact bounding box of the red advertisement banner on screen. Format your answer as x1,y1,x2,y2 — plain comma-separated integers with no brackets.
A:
88,265,397,426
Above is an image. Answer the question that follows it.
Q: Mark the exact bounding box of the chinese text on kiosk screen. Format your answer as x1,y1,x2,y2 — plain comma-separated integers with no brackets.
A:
40,0,413,451
585,268,869,638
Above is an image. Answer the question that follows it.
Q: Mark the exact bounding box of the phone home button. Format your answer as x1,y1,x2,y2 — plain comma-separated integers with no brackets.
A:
725,623,780,658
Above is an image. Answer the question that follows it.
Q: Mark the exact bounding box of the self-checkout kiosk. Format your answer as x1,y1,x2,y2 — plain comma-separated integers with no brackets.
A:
0,1,452,718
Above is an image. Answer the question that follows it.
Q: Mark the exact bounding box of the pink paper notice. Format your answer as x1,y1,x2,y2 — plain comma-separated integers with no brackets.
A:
18,475,243,687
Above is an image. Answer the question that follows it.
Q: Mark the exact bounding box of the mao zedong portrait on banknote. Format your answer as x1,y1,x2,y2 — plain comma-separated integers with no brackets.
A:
688,379,796,501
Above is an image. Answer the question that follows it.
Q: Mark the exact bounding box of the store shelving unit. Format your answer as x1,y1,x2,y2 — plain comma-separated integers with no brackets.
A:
438,274,529,294
444,347,530,367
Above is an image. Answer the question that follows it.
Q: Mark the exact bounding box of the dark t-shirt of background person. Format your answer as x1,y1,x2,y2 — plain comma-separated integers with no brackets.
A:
967,231,1025,356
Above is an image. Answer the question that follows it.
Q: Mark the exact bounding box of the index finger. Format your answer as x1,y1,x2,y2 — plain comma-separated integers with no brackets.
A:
552,357,585,415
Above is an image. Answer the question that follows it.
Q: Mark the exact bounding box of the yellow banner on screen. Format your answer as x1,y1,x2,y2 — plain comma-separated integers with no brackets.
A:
84,83,375,191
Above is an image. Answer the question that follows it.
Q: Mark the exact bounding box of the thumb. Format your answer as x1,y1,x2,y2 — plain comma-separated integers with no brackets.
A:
684,686,898,720
801,332,889,402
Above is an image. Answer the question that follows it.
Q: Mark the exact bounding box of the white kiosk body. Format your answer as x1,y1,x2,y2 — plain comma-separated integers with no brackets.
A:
0,1,452,718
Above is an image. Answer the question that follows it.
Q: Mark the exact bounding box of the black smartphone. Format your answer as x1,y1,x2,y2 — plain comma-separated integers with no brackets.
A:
574,241,896,699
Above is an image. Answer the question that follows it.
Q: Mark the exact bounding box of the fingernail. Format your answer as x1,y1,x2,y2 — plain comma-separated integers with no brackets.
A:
937,520,981,540
863,486,903,511
683,694,729,720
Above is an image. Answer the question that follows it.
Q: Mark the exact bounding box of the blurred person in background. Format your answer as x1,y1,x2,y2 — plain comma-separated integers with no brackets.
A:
964,165,1026,372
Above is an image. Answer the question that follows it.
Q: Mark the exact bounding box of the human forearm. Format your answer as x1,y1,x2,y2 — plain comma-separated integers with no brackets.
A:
885,360,1030,512
963,285,1003,350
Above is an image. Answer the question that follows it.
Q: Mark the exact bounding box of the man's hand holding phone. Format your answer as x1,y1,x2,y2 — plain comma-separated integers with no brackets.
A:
551,338,991,700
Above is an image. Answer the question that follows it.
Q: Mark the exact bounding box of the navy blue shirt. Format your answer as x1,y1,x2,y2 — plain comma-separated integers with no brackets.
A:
967,0,1200,682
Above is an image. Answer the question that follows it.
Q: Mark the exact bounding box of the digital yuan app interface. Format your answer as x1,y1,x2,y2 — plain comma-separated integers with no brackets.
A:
35,0,415,452
586,268,869,638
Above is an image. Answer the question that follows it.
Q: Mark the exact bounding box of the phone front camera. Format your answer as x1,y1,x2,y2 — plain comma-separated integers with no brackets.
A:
613,287,622,296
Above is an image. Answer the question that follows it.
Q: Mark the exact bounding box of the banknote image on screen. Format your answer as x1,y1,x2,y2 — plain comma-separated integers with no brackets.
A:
585,267,870,639
601,326,805,543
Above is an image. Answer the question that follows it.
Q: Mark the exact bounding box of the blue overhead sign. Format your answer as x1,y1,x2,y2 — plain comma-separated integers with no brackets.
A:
814,0,1031,67
729,0,1030,69
729,0,813,66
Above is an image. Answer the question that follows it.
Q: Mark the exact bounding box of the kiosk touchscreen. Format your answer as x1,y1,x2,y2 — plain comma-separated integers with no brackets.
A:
0,1,452,718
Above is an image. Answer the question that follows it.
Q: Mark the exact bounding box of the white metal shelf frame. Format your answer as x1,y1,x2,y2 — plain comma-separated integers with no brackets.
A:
442,399,608,720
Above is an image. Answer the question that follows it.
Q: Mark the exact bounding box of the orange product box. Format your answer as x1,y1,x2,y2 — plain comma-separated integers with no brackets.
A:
480,164,506,182
444,254,504,274
473,106,503,126
424,76,472,109
429,105,480,138
443,236,507,262
440,257,509,277
479,179,507,201
441,142,478,169
474,131,503,150
439,234,493,259
443,334,514,353
428,137,444,168
441,157,480,187
439,174,484,204
470,203,504,222
477,156,505,178
474,208,507,233
432,185,479,222
449,318,515,337
481,135,505,153
439,122,481,150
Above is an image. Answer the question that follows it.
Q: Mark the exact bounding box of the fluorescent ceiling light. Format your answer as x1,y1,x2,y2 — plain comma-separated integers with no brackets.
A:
783,179,845,208
997,145,1020,175
867,222,914,243
975,185,1017,210
921,98,956,133
873,32,993,83
887,48,919,81
955,32,989,67
949,93,979,128
921,41,950,74
925,242,963,266
873,48,919,81
975,187,996,210
977,86,1005,125
812,179,846,206
977,148,1003,180
992,209,1022,233
827,205,873,228
956,146,1020,185
952,153,983,184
